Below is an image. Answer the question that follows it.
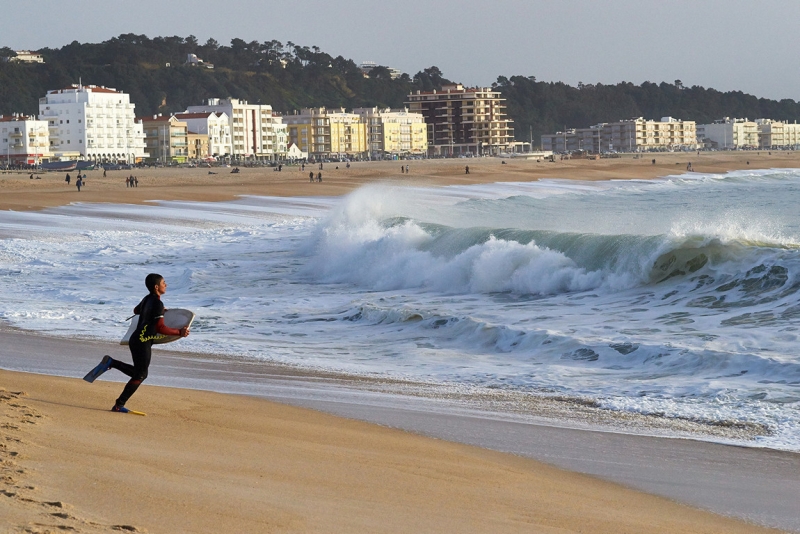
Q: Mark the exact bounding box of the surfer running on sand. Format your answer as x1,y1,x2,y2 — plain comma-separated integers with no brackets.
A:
85,273,189,413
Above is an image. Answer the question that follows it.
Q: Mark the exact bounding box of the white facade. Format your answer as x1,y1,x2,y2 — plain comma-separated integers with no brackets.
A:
173,112,232,157
756,119,800,149
696,118,758,149
38,84,147,163
542,117,697,153
0,114,51,165
186,98,287,160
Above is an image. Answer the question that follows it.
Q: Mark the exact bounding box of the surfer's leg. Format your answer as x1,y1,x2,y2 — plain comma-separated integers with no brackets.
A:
114,343,151,408
109,359,135,377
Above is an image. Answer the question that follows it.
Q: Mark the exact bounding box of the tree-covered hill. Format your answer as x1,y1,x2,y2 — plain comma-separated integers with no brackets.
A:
3,35,800,145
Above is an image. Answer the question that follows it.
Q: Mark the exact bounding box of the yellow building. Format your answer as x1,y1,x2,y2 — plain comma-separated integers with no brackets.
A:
187,132,209,160
138,114,189,163
284,108,367,159
354,108,427,158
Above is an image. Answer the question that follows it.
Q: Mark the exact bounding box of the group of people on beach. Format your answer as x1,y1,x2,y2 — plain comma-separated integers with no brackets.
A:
126,175,139,187
309,171,322,182
65,173,87,191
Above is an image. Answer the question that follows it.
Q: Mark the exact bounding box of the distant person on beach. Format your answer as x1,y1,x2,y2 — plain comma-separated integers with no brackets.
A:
465,165,470,174
103,168,107,177
309,171,314,182
134,177,138,187
401,165,404,174
76,177,82,191
85,273,189,412
65,174,70,184
317,172,322,182
652,159,656,165
126,177,130,187
405,165,409,173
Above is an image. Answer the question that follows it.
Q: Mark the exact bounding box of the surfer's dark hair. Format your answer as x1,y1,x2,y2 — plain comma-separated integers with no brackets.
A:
145,273,164,293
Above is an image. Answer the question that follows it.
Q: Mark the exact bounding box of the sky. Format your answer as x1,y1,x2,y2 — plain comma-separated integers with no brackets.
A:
4,0,800,101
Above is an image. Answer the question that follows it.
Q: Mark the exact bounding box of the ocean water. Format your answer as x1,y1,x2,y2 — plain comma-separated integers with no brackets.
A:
1,169,800,450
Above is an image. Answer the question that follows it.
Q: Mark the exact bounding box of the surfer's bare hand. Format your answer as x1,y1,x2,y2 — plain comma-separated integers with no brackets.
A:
179,327,190,337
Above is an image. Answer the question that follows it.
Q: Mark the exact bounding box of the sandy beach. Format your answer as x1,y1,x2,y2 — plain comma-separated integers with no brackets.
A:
0,368,787,534
2,153,799,532
2,151,800,211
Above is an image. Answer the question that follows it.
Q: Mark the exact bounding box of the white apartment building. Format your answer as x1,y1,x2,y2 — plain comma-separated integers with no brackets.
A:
756,119,800,149
38,84,147,163
353,107,427,158
173,112,232,157
696,118,758,149
186,98,287,161
542,117,697,153
0,114,50,165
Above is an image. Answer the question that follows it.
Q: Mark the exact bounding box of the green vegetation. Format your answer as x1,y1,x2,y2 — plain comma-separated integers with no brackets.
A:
2,35,800,144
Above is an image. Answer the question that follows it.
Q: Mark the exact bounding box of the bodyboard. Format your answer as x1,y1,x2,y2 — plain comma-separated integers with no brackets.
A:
120,308,195,345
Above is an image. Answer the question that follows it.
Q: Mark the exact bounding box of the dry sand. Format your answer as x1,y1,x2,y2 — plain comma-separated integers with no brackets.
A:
2,151,799,211
1,153,797,533
0,370,785,534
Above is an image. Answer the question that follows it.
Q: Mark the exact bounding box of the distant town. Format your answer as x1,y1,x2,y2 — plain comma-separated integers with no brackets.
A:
2,49,799,168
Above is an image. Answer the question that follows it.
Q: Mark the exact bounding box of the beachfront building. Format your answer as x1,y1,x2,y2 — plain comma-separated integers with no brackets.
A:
542,117,698,153
185,98,286,162
173,112,232,158
38,84,147,164
138,114,189,164
353,107,427,159
283,108,367,159
187,132,209,160
406,84,514,157
286,142,308,162
0,114,51,165
756,119,800,149
696,118,758,149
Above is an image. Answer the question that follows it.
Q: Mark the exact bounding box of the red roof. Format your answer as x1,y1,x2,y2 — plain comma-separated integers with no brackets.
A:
0,114,36,122
49,84,121,94
174,112,214,119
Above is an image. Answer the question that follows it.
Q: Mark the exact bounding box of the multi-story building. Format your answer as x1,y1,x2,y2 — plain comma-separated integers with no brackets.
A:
0,114,50,165
186,98,286,161
38,84,147,163
696,118,758,149
187,132,209,160
406,84,514,156
283,108,367,159
756,119,800,149
353,107,427,158
173,112,232,158
138,114,189,164
542,117,697,153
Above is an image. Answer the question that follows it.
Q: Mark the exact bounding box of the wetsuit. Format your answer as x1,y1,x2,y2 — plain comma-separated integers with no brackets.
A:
111,293,180,407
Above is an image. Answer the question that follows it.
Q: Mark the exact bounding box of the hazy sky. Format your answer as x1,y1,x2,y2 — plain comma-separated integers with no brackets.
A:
5,0,800,100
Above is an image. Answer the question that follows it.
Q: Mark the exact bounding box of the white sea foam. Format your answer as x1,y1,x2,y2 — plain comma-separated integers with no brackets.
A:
1,170,799,450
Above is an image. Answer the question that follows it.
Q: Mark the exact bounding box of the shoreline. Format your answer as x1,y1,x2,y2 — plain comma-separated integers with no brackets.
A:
2,152,800,212
1,326,799,532
0,323,779,451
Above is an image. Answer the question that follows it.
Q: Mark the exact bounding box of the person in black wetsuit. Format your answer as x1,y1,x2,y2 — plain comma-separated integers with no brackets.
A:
86,273,189,412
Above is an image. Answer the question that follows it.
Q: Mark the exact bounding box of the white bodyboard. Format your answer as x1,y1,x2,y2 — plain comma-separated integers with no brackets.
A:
120,308,195,345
